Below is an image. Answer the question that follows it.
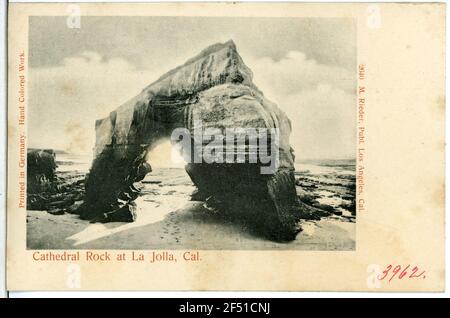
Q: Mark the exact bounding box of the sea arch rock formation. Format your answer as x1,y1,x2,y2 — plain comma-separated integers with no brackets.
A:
79,40,308,241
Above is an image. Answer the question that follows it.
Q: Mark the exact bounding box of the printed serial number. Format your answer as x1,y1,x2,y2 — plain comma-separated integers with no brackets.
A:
179,302,270,315
223,302,270,314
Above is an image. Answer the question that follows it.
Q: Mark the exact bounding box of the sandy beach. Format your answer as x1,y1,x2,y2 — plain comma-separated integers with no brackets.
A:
27,156,355,250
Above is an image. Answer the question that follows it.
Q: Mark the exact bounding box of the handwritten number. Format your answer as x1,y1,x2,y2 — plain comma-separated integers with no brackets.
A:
377,264,426,282
378,264,391,281
398,265,410,279
409,266,426,279
389,265,401,282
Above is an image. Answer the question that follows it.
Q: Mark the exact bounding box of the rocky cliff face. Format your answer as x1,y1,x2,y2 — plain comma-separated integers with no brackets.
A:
79,40,305,241
93,40,258,155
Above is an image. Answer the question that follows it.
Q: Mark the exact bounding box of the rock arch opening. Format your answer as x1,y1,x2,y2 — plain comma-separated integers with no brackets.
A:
77,40,312,242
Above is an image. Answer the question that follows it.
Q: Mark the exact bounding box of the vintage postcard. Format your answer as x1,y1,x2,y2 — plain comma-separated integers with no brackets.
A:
6,2,445,291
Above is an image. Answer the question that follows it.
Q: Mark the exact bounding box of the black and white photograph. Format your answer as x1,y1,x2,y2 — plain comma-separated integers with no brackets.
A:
25,16,357,250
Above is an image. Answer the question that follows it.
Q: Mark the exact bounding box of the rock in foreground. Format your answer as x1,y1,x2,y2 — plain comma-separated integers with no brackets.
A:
27,149,86,214
79,40,311,241
27,149,57,195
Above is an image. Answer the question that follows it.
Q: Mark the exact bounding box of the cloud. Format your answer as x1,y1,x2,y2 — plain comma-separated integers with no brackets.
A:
281,84,356,159
29,49,356,159
248,51,354,97
29,51,161,153
245,51,356,159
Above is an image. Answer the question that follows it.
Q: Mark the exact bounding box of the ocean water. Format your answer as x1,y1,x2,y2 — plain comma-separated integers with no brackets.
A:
56,153,92,173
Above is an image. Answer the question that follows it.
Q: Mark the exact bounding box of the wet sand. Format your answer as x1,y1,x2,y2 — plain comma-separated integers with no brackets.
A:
27,207,355,250
27,166,355,250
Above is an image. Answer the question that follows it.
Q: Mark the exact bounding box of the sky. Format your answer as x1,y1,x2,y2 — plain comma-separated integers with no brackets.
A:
29,16,356,159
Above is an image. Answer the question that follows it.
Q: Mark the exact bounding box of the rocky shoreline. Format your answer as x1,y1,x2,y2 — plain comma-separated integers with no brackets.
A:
27,149,86,216
26,151,356,249
295,162,356,221
27,149,356,227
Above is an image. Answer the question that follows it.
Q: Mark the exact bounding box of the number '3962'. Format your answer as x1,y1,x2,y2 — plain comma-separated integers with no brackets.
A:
378,264,426,283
